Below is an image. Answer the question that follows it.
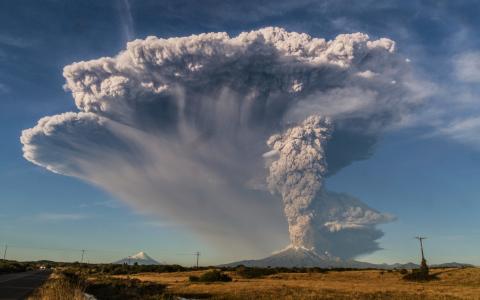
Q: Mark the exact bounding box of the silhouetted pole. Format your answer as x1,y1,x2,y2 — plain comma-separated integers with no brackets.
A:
81,249,86,263
415,237,426,260
195,251,200,268
3,244,7,260
415,236,428,275
420,239,425,260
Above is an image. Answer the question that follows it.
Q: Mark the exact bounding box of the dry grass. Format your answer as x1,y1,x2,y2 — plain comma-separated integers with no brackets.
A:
115,267,480,299
27,273,86,300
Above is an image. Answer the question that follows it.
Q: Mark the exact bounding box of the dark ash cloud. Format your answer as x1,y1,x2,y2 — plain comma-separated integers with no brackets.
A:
21,27,424,258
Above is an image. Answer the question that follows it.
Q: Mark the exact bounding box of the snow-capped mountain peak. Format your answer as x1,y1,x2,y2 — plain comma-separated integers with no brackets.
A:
131,251,149,259
113,251,161,265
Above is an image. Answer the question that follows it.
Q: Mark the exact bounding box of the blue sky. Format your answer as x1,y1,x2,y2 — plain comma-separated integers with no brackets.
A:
1,0,480,265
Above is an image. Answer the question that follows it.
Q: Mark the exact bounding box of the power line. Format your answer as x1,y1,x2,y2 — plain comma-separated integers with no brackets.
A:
175,251,200,267
81,249,86,263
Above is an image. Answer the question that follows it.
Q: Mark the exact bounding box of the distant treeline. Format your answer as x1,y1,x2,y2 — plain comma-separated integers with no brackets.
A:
59,262,379,276
60,262,385,277
0,259,389,276
2,259,469,277
70,262,190,275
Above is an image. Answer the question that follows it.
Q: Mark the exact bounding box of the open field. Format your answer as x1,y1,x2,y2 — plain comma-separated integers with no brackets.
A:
114,267,480,299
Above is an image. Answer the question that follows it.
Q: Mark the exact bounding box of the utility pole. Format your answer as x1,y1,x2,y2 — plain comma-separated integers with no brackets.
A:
195,251,200,268
3,244,7,260
81,249,86,263
415,236,426,261
415,236,428,275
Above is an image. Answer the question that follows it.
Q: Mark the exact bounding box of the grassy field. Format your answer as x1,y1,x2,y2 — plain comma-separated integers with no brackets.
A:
113,267,480,299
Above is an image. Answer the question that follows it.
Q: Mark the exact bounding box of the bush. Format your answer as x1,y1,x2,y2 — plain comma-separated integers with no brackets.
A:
86,278,166,300
190,270,232,282
0,261,28,274
403,268,438,282
189,275,200,282
236,266,278,279
96,263,187,275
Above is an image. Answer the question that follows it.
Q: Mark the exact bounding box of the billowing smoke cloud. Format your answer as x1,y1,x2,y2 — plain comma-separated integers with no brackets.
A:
266,115,332,249
264,116,394,256
21,28,422,259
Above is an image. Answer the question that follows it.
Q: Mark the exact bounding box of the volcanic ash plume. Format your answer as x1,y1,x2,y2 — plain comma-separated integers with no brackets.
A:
265,116,394,256
20,27,424,257
266,116,332,250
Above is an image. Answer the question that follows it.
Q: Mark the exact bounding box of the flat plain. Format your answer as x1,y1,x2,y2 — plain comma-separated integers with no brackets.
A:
113,267,480,299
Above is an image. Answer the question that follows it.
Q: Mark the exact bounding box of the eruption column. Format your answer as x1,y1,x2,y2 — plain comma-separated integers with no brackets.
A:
267,115,332,250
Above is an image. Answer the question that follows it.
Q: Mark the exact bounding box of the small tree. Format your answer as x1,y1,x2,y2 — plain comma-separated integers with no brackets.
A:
190,270,232,282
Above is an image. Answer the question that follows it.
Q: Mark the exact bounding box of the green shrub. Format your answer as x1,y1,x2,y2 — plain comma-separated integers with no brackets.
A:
189,275,200,282
403,269,438,281
191,270,232,282
86,278,166,300
236,266,278,279
0,261,28,274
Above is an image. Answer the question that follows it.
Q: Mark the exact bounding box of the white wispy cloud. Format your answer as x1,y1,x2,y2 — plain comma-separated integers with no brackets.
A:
35,213,90,222
118,0,134,42
437,116,480,148
407,50,480,148
79,200,120,209
454,51,480,83
141,220,179,228
0,34,33,48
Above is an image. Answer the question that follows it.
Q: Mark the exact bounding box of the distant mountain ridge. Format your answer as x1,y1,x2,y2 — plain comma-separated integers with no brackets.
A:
431,262,474,268
221,247,473,269
113,251,161,265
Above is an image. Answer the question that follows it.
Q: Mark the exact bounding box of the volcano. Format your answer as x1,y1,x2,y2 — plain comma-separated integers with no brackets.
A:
222,246,398,269
113,251,161,265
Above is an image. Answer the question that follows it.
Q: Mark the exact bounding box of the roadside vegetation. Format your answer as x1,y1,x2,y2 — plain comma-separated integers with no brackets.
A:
29,269,166,300
28,271,85,300
0,260,28,274
0,259,37,274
